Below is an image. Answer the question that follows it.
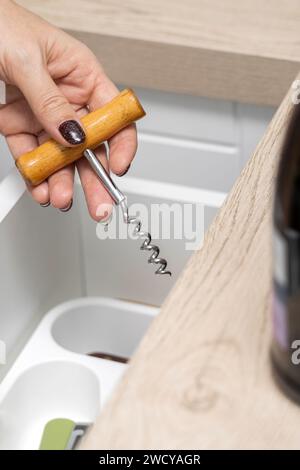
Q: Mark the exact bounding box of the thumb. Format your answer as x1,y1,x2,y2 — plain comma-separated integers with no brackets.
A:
15,64,86,146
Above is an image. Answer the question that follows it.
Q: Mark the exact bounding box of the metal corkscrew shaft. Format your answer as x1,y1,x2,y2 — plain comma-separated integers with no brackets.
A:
83,149,171,276
84,149,125,206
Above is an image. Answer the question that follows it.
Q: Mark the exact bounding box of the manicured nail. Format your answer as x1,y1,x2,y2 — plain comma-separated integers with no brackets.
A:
96,202,113,224
58,120,86,145
59,199,73,213
99,211,113,224
40,201,50,207
117,164,131,177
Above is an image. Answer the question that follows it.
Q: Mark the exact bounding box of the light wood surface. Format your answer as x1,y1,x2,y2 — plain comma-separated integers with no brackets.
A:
18,0,300,106
16,89,145,185
79,81,300,449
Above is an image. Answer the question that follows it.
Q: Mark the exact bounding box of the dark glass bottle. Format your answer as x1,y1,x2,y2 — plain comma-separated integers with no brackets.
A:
272,103,300,401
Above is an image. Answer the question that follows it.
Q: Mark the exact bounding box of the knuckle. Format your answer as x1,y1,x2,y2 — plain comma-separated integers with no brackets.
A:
39,93,68,116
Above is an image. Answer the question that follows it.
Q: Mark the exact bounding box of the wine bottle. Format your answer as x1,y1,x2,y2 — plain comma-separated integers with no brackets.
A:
272,102,300,401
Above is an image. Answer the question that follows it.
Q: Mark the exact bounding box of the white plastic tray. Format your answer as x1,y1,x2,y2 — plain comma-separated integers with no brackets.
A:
0,297,158,450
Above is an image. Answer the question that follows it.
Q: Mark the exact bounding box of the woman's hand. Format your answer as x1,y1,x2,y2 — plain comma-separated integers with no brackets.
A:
0,0,137,219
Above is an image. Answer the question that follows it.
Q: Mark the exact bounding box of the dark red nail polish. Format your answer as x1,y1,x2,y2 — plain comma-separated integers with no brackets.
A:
58,120,86,145
117,164,131,177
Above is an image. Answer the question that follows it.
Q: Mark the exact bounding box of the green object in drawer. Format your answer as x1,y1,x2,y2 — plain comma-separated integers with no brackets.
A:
39,418,88,450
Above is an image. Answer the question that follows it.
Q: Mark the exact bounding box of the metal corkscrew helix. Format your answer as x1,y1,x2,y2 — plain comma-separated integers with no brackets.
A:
84,149,171,276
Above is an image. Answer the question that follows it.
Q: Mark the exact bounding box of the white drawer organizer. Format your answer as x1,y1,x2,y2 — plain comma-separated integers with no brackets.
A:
0,297,157,450
0,86,274,449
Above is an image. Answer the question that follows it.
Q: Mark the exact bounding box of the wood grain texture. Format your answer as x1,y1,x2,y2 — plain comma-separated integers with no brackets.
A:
79,81,300,449
18,0,300,106
16,89,145,185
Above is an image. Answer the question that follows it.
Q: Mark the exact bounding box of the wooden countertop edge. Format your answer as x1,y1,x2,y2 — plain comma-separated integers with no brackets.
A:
16,1,300,106
68,29,300,107
80,76,300,450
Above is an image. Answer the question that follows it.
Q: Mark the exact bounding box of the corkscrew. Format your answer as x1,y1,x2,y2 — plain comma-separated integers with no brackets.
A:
84,149,171,276
15,89,171,276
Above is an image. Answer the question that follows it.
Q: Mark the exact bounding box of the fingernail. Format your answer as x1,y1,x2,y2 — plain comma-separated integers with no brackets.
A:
96,202,113,224
99,211,113,224
59,199,73,213
40,201,50,207
117,164,131,177
58,120,86,145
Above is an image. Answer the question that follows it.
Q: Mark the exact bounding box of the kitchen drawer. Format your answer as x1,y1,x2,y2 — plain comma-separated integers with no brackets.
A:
133,87,238,144
130,132,239,192
0,159,225,376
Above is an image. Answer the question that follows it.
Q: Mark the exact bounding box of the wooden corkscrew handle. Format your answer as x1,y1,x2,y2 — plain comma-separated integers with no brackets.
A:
15,89,146,186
